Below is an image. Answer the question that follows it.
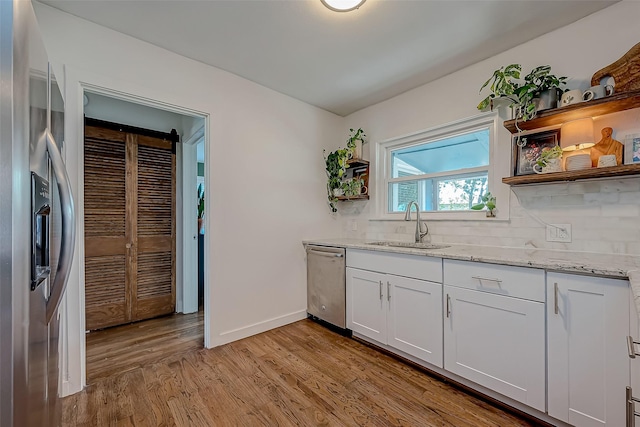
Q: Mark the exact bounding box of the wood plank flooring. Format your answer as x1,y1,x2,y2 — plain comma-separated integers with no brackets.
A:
86,311,204,383
67,318,538,426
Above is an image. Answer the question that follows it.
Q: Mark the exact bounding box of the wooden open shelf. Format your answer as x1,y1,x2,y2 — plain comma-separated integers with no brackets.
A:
336,195,370,201
337,158,370,201
503,89,640,134
502,164,640,186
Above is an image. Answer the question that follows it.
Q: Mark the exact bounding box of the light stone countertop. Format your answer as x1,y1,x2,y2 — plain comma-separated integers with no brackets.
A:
303,238,640,320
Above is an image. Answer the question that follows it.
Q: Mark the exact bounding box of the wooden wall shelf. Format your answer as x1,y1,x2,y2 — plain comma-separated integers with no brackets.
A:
338,158,370,202
336,195,370,201
502,164,640,186
503,89,640,134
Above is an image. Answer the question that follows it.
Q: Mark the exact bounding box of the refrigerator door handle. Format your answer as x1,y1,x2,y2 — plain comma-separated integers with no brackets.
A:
44,129,76,324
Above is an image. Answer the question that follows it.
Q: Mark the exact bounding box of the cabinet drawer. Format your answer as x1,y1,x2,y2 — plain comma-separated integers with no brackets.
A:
443,259,544,302
346,249,442,283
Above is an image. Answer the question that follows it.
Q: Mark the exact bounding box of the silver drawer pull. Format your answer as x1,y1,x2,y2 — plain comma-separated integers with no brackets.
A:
554,282,559,315
446,294,451,318
307,249,344,258
379,281,383,301
472,276,502,285
628,336,640,359
387,281,391,302
627,387,640,427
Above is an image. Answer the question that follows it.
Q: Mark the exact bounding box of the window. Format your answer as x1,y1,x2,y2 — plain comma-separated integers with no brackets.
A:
377,115,500,219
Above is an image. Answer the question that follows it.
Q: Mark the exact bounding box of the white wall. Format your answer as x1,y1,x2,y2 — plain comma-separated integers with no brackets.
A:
33,2,344,395
342,1,640,255
84,91,186,134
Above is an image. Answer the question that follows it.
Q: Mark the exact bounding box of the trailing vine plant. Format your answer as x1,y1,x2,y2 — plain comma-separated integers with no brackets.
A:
324,128,367,212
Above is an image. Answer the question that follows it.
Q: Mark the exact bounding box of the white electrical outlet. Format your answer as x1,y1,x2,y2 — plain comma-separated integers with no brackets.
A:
350,219,358,231
546,223,571,242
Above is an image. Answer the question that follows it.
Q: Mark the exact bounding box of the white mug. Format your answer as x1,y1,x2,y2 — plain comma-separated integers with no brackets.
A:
533,158,562,174
597,154,617,168
561,89,583,106
583,84,614,101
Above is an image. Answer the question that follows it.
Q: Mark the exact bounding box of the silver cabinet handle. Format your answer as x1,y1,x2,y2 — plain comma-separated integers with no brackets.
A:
472,276,502,285
446,294,451,318
379,281,383,300
554,282,559,315
307,249,344,258
628,336,640,359
627,387,640,427
45,129,76,324
387,281,391,302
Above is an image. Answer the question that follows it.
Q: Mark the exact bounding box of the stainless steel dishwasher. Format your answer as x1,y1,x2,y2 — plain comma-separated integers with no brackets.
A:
306,245,347,331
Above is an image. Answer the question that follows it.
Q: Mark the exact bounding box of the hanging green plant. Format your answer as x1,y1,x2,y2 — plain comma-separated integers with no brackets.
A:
324,147,350,212
324,128,368,212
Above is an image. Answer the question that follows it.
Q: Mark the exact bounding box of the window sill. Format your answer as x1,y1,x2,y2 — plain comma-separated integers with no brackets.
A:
368,211,509,222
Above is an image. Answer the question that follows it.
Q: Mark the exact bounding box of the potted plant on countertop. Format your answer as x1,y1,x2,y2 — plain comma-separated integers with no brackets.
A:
471,191,496,217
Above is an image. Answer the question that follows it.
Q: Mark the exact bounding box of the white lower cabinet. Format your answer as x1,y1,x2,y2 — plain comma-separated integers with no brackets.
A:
631,299,640,427
346,267,443,366
443,286,545,411
547,272,630,427
346,250,443,367
344,250,635,426
443,260,546,412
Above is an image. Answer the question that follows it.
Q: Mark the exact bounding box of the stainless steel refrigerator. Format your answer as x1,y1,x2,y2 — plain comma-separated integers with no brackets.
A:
1,1,76,426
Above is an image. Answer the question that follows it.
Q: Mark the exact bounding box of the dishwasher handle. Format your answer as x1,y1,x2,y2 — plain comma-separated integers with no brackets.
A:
307,249,344,258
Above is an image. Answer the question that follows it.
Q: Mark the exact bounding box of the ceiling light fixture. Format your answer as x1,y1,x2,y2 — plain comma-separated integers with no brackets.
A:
321,0,366,12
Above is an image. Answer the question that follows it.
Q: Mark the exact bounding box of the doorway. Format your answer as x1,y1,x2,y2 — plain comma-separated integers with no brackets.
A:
84,118,177,330
81,91,207,382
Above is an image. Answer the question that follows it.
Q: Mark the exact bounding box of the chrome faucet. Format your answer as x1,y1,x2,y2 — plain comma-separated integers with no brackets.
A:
404,201,429,243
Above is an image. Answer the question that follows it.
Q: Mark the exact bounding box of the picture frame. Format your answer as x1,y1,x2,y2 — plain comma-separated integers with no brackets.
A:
513,130,560,176
624,133,640,165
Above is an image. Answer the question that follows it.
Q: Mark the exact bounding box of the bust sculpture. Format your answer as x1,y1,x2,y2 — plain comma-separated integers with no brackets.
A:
590,127,623,167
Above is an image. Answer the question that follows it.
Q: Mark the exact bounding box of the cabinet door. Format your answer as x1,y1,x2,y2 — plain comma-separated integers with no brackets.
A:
444,285,545,412
631,297,640,416
346,267,386,343
547,272,629,427
387,276,443,367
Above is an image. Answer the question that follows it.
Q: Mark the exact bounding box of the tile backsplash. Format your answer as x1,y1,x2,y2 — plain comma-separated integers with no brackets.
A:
339,178,640,255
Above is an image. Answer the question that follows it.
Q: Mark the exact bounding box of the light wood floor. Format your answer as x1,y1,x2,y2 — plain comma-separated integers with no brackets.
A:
66,317,539,426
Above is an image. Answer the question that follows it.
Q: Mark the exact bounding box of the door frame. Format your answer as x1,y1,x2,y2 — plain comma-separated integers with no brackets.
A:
180,126,204,314
58,66,211,396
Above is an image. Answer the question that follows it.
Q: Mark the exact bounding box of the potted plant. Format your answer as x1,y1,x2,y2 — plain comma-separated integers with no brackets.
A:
347,128,367,159
197,183,205,234
477,64,522,112
471,191,496,217
343,177,364,198
324,147,350,212
478,64,567,122
514,65,567,121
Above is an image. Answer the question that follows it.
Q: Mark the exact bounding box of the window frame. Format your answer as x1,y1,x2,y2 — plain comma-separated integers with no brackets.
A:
374,113,507,221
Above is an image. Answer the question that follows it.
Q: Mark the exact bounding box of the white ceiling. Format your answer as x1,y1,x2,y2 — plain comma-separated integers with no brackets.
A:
39,0,617,116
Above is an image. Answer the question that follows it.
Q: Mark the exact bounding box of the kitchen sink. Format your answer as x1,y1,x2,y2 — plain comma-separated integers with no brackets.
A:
367,241,450,250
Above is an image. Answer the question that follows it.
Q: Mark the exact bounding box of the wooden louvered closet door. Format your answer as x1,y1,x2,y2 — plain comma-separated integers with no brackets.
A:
84,122,176,331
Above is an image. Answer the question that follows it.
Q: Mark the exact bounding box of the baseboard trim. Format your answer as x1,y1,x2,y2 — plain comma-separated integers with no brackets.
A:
212,309,307,347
